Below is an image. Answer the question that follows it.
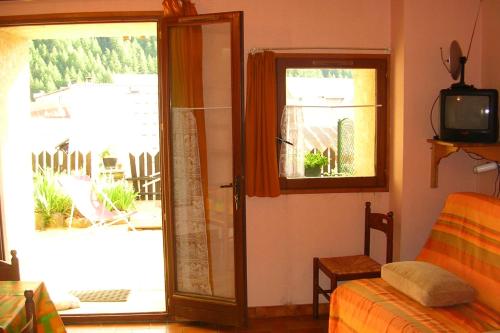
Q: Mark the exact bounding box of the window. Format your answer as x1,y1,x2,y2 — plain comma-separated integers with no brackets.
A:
276,54,388,192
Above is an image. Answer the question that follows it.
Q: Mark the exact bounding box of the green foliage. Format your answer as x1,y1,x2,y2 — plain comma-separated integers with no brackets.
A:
286,68,352,79
99,148,113,158
33,169,72,226
304,151,329,169
29,36,158,99
96,179,137,212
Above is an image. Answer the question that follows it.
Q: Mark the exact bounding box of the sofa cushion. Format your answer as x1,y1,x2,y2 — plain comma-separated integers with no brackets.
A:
381,261,475,307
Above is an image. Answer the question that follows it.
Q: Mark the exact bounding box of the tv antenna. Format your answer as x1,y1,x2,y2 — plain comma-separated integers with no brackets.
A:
441,0,482,89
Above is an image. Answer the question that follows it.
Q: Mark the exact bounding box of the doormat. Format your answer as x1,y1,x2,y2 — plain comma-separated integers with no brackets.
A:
69,289,130,302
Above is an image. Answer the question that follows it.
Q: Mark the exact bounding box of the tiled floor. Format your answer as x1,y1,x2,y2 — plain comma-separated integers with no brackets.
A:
66,316,329,332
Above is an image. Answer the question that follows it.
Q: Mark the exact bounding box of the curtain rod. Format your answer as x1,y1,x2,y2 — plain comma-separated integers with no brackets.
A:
172,106,231,110
249,46,391,54
286,104,382,109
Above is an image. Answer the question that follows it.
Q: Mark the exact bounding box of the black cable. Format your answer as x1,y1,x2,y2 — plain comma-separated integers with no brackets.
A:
467,152,484,160
440,47,451,74
466,0,482,60
429,94,440,138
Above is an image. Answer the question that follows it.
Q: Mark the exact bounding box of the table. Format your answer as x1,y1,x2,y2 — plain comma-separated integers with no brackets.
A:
0,281,66,333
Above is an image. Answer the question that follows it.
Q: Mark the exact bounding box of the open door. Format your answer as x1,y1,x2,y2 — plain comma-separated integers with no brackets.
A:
162,11,246,326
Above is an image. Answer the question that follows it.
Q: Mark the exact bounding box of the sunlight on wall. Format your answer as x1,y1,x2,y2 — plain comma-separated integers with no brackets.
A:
353,69,376,176
0,31,35,254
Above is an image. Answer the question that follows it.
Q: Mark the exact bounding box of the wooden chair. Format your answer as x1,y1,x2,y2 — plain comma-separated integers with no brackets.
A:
0,250,36,333
0,249,20,281
312,202,393,319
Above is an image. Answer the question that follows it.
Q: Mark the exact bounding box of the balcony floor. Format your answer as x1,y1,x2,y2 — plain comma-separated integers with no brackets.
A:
20,200,166,315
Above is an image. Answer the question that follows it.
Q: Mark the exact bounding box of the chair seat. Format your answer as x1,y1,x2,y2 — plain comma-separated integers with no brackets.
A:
312,202,394,319
319,255,381,278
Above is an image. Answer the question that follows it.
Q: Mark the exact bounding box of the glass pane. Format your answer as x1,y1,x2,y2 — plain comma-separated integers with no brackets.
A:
280,68,376,178
169,21,235,299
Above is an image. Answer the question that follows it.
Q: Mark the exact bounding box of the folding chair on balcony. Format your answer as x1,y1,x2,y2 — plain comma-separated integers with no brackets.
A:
58,175,136,231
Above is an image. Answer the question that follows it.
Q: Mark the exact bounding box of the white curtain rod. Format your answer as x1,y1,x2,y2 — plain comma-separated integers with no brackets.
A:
172,106,231,110
249,46,391,54
286,104,382,109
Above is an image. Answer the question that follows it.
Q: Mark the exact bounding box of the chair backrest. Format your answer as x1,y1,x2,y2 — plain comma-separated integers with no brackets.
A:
58,175,115,221
0,250,20,281
22,290,36,333
364,202,394,263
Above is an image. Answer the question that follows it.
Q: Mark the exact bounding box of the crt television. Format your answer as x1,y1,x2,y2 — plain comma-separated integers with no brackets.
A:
440,87,498,143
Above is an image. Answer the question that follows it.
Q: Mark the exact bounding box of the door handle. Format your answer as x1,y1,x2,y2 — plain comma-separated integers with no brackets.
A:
234,177,240,212
219,179,240,211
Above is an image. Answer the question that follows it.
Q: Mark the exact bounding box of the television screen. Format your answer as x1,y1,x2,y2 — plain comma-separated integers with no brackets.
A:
444,95,490,130
440,88,498,143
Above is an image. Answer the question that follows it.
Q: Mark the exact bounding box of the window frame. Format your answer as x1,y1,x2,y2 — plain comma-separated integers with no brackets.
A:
275,53,389,193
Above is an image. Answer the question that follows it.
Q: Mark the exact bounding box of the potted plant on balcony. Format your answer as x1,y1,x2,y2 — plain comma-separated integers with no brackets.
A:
100,148,118,169
304,151,328,177
33,169,72,230
96,178,138,212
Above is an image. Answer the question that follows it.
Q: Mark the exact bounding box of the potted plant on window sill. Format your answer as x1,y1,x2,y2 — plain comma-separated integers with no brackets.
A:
304,151,328,177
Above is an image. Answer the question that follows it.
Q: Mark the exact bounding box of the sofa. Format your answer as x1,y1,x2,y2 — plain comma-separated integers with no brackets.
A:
329,192,500,332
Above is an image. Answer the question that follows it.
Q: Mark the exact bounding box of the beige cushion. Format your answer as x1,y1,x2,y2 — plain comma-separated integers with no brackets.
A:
381,261,475,307
51,292,80,311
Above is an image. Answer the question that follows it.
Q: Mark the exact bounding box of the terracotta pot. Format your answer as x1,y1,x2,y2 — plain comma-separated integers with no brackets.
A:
102,157,117,169
47,213,67,229
35,212,46,231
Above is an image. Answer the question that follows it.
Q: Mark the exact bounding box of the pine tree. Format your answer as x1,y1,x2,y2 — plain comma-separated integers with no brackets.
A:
29,36,158,99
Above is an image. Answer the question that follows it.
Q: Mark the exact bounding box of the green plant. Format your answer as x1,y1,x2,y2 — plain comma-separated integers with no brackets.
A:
96,178,137,212
33,168,72,226
304,151,329,169
100,148,113,158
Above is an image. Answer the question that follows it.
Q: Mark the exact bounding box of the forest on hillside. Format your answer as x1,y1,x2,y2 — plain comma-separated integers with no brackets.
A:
29,36,157,99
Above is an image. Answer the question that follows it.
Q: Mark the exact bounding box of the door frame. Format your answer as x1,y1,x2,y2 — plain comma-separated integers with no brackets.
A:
0,11,169,325
162,11,247,327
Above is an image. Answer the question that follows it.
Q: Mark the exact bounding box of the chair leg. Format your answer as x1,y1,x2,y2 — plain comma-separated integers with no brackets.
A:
331,275,338,295
313,257,319,319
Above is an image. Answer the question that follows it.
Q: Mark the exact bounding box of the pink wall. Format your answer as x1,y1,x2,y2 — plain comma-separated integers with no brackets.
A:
478,0,500,193
389,0,405,259
0,0,497,308
482,0,500,91
196,0,392,307
392,0,488,261
477,0,500,192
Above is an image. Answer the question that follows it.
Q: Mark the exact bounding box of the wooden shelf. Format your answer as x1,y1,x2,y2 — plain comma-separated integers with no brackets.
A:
427,139,500,188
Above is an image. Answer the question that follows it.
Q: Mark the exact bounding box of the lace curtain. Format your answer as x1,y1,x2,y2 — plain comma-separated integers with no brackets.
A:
171,108,212,295
279,105,305,178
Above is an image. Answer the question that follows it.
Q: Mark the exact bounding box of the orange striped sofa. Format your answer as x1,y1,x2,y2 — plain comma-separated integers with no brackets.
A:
329,192,500,332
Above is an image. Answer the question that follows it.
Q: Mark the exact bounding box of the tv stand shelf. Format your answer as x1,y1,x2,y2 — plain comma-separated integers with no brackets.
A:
427,139,500,188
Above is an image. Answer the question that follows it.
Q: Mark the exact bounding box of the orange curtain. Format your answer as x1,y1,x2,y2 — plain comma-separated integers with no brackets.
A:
168,3,209,201
165,0,209,233
164,0,213,295
245,51,281,197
